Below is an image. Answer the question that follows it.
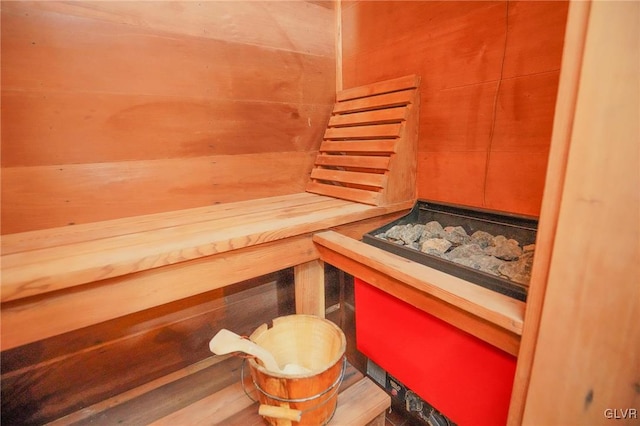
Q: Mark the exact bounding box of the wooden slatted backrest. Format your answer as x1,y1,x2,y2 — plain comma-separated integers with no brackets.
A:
306,75,421,206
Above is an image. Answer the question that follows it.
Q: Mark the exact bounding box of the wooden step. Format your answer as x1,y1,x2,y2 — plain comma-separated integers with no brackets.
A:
50,356,390,426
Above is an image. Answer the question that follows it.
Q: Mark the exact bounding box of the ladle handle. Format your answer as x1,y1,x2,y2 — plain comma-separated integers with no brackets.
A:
258,404,302,422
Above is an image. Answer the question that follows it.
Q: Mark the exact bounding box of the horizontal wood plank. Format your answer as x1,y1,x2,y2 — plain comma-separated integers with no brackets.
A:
331,377,391,424
1,235,316,350
315,154,391,169
2,198,358,301
332,90,415,114
150,375,258,426
1,4,334,103
154,375,387,426
1,193,320,255
1,152,317,234
3,1,335,58
310,169,387,188
1,90,332,167
313,231,525,336
328,107,407,127
324,123,402,140
2,194,414,304
337,74,420,101
306,183,381,206
317,243,521,356
319,140,397,153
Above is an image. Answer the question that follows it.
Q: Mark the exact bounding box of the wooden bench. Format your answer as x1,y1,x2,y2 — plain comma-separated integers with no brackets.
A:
47,356,389,425
1,75,421,423
1,75,421,350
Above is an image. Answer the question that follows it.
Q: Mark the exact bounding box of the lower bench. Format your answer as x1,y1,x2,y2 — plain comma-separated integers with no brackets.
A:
49,355,390,425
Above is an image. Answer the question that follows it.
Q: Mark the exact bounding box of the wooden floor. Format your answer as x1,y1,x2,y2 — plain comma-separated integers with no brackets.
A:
49,354,390,425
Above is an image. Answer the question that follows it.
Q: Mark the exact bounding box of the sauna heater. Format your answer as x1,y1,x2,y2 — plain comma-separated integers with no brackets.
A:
363,199,538,301
356,200,537,425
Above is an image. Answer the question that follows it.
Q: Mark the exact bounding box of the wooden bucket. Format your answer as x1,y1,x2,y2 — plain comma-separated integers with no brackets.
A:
248,315,347,426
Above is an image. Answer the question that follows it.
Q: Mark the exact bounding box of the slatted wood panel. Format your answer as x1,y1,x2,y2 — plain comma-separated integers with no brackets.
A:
306,75,420,206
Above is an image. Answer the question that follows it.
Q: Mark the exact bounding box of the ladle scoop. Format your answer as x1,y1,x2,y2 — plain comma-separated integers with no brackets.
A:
209,329,281,372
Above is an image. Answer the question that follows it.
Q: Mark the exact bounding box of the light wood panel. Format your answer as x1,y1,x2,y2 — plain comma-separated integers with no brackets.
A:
1,192,414,349
1,1,336,233
308,75,420,206
1,152,316,234
5,1,335,57
507,2,592,423
3,195,405,302
313,231,523,355
294,260,326,317
0,3,334,102
521,2,639,424
1,91,332,166
1,235,318,350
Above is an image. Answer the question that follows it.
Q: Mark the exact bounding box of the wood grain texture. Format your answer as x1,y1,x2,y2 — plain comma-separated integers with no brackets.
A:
1,236,317,350
7,1,335,57
313,231,524,336
0,3,335,101
502,1,569,79
484,150,551,216
148,364,387,426
1,193,318,255
507,2,591,423
418,81,497,153
47,360,384,426
1,192,413,349
1,0,335,233
1,274,292,425
1,152,316,234
294,260,326,317
491,72,562,153
308,75,419,207
522,2,639,424
1,194,413,303
1,91,332,167
313,231,522,355
342,2,506,90
341,1,569,216
416,151,487,207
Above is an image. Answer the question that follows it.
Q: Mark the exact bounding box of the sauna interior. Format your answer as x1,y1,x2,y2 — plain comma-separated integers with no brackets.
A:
1,1,638,425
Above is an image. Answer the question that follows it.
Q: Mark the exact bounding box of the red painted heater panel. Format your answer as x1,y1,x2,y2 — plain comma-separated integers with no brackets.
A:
355,278,517,426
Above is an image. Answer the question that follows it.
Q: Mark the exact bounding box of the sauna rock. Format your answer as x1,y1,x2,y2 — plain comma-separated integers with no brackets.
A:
375,221,535,285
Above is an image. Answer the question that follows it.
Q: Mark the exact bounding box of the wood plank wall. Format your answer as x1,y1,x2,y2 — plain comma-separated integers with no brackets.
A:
0,1,336,234
341,1,568,216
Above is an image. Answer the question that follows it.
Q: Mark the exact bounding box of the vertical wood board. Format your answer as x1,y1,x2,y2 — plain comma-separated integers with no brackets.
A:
522,2,639,424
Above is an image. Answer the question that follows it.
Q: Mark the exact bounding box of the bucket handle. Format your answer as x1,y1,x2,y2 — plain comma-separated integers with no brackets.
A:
258,405,302,422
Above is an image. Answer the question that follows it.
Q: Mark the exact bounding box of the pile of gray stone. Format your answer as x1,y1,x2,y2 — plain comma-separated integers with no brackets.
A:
374,221,535,285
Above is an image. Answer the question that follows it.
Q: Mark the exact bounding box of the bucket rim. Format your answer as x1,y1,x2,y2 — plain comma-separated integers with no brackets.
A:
247,314,346,378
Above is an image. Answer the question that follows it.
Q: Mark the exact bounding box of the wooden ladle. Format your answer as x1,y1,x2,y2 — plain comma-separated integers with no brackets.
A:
209,329,281,372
